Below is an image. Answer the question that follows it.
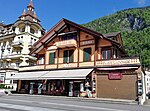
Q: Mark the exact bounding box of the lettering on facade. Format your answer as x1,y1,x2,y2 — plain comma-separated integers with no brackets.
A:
96,59,139,66
63,64,72,68
108,73,122,80
80,40,94,46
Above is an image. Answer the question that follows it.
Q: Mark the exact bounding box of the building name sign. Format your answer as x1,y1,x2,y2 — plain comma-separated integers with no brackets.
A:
96,58,140,66
80,40,95,46
108,73,122,80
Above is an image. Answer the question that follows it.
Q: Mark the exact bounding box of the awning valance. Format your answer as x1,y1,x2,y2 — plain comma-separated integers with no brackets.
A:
8,71,49,80
39,68,93,80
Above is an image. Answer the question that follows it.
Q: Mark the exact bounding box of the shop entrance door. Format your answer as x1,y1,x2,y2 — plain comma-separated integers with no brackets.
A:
29,82,34,94
73,82,80,97
38,83,42,95
69,81,73,96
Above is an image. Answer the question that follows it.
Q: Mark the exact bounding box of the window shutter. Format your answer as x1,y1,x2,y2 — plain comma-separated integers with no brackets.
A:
64,50,68,63
84,48,91,62
49,52,55,64
69,50,74,63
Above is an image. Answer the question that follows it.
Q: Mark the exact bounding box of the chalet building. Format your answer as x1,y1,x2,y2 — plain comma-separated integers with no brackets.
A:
10,18,146,103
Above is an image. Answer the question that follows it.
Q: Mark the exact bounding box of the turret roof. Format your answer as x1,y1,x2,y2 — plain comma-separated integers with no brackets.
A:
27,0,34,9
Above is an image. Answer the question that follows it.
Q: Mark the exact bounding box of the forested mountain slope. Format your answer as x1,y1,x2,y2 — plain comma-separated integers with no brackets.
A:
83,6,150,68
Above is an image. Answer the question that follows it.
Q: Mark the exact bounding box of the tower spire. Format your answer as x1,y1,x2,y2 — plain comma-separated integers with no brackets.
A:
27,0,34,10
18,0,40,23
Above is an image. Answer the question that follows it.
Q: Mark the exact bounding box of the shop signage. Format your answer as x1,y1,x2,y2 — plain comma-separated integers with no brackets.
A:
96,58,140,66
108,73,122,80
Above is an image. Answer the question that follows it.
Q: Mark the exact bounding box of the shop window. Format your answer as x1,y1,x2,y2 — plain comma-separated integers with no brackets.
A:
102,49,111,59
83,48,91,62
49,52,55,64
21,81,26,89
63,50,74,63
38,56,45,64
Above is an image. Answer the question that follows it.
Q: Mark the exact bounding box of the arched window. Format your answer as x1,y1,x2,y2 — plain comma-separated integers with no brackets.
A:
30,28,35,34
21,27,25,32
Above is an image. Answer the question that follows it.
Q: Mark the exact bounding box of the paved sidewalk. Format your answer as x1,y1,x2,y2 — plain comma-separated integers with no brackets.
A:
144,99,150,105
9,94,138,105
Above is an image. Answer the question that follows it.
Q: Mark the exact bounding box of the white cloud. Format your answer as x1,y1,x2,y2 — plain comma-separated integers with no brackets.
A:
138,0,146,5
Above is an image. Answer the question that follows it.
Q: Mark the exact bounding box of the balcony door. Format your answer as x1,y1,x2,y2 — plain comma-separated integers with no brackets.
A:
63,50,74,63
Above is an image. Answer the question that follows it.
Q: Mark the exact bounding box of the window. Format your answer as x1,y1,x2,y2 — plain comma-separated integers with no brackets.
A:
21,27,25,32
16,61,20,67
102,49,111,59
49,52,55,64
39,56,45,64
63,50,74,63
83,48,91,62
30,28,35,34
62,33,77,41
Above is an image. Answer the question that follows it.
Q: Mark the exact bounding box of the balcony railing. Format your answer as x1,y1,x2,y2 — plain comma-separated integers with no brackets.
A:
12,40,23,47
1,53,22,59
28,42,34,49
0,64,19,70
55,39,77,48
28,41,34,46
19,65,45,71
12,57,141,71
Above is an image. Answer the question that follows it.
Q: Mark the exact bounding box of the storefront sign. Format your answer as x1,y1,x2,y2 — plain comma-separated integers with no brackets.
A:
108,73,122,80
96,58,140,66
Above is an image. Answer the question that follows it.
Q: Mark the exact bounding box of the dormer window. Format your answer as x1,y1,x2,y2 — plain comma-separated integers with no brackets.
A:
20,27,25,32
59,31,77,41
30,28,35,34
102,48,111,60
62,33,77,40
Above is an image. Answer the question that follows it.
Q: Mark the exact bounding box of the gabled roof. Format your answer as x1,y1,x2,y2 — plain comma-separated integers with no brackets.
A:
31,18,123,55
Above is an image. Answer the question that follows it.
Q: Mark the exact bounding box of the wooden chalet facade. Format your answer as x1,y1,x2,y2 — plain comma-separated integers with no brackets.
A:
10,18,145,101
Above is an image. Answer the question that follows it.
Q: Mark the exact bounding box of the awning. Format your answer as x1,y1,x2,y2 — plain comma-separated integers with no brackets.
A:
8,71,49,80
39,68,93,80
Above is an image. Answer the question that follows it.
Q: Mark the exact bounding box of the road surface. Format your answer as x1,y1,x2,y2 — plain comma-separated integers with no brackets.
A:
0,95,149,111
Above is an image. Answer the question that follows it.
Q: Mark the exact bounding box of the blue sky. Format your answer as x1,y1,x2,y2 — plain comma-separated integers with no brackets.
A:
0,0,149,30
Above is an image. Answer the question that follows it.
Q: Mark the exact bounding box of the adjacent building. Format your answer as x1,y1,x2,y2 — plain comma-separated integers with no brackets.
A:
0,0,44,85
10,18,146,103
145,71,150,96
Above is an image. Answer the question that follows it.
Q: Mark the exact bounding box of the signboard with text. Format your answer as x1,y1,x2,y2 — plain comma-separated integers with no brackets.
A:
108,73,122,80
96,58,140,66
80,40,95,46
